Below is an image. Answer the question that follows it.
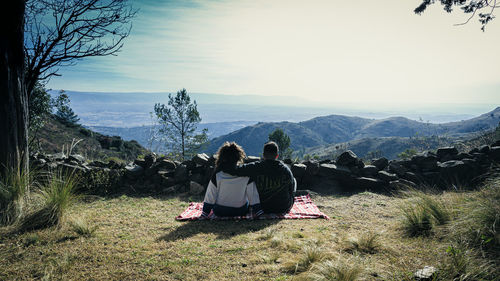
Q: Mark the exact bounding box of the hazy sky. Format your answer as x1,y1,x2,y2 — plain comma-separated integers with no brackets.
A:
46,0,500,106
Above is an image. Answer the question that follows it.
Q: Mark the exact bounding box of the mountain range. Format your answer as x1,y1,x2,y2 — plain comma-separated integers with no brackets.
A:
203,107,500,157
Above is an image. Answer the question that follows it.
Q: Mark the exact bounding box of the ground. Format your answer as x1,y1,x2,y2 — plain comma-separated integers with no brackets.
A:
0,191,489,280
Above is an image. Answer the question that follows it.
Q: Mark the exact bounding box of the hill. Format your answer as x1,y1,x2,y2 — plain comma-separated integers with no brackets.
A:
205,107,500,157
35,116,148,161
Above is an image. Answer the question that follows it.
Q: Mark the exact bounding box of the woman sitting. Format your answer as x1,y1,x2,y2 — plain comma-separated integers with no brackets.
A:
201,142,263,218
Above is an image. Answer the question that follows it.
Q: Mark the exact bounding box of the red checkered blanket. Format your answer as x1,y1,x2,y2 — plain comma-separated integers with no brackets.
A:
175,195,329,221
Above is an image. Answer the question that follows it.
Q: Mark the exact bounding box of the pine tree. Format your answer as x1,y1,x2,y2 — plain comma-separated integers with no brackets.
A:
54,90,80,127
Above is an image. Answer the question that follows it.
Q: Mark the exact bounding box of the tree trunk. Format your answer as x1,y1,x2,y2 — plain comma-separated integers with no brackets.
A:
0,0,28,175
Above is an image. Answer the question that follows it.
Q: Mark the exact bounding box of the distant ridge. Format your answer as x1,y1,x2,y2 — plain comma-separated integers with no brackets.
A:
204,107,500,156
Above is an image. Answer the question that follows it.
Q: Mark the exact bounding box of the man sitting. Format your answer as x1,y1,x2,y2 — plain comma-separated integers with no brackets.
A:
223,141,296,214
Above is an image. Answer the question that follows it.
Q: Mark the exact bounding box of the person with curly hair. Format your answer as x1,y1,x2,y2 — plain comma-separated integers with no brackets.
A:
201,142,263,218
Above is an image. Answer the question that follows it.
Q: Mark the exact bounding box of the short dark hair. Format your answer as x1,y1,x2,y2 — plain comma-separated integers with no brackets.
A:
215,141,246,170
263,141,279,159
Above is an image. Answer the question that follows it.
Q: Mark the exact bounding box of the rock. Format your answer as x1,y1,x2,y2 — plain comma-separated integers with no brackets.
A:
318,164,352,179
192,153,209,166
361,165,378,177
174,165,189,182
182,160,196,170
245,156,261,163
134,159,147,168
125,164,144,178
32,158,46,166
479,145,490,154
156,159,176,170
336,150,359,167
456,152,472,160
371,157,388,170
388,161,408,176
414,266,437,280
438,160,468,178
163,184,184,194
69,154,85,164
490,146,500,161
283,158,293,165
291,164,307,178
436,147,458,162
190,173,204,185
492,140,500,147
303,161,320,176
144,153,157,168
355,177,386,191
377,171,398,182
402,172,420,184
189,181,205,195
411,153,438,172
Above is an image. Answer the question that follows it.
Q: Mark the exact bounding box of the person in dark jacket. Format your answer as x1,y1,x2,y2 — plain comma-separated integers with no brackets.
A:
223,141,296,214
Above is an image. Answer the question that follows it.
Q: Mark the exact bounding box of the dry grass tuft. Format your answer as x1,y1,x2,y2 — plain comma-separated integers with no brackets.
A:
69,217,97,237
308,258,362,281
346,231,381,254
283,245,328,274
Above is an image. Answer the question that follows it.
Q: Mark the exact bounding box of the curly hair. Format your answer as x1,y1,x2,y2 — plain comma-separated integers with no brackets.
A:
215,141,246,171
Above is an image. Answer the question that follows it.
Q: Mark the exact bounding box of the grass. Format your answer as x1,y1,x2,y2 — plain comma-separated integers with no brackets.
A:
0,186,498,280
346,231,381,254
69,216,97,237
18,170,79,232
0,168,32,225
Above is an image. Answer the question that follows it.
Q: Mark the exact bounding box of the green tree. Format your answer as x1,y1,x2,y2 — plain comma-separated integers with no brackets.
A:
268,128,292,159
53,90,80,127
28,83,52,150
154,89,207,160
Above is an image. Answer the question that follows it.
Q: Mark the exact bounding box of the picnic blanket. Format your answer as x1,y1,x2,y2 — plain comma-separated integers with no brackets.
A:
175,195,329,221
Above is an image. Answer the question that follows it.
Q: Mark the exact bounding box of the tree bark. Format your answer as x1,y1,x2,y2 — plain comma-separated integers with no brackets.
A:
0,0,28,174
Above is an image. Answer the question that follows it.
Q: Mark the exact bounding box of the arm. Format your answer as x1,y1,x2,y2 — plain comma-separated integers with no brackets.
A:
223,161,261,178
201,177,218,217
245,181,263,217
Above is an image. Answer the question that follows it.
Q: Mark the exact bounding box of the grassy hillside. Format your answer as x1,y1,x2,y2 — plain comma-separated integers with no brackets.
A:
1,179,498,280
205,107,500,157
35,116,148,161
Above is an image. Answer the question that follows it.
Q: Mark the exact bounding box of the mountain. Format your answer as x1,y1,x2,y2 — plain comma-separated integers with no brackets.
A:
204,107,500,157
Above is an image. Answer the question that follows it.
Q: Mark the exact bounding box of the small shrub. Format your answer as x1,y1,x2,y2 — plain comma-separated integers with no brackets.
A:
18,170,78,232
401,204,433,237
309,259,362,281
70,217,97,237
283,245,327,274
440,244,495,280
347,231,381,254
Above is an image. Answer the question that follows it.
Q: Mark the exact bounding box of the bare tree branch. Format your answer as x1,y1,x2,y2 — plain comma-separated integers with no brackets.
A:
24,0,137,97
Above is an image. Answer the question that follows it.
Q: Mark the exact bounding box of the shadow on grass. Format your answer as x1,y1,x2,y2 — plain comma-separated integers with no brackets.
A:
159,219,280,241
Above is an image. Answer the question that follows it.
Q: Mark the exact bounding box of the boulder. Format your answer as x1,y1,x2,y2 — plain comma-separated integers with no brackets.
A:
291,164,307,178
361,165,378,177
411,153,438,172
402,172,420,184
134,158,147,168
389,179,416,189
182,160,196,170
163,183,184,194
189,181,205,195
125,164,144,178
174,164,189,182
492,140,500,147
388,161,408,177
456,152,472,160
283,158,293,165
377,170,398,182
489,146,500,161
354,177,386,191
336,150,359,167
479,145,490,154
371,157,388,170
438,160,468,177
436,147,458,162
318,164,352,180
303,161,320,176
190,173,204,185
192,153,210,166
89,160,107,168
156,159,176,170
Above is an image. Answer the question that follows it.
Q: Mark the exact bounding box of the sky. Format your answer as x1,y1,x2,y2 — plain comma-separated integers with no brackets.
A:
46,0,500,108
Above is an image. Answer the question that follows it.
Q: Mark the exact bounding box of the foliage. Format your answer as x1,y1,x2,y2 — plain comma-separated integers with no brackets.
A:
24,0,136,96
70,217,97,237
78,169,124,195
268,128,292,159
414,0,498,31
154,89,208,160
0,168,32,225
397,148,417,160
53,90,80,127
18,170,79,232
400,190,450,236
28,83,52,151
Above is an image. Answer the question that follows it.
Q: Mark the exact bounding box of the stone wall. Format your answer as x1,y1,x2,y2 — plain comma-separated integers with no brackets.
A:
30,140,500,195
